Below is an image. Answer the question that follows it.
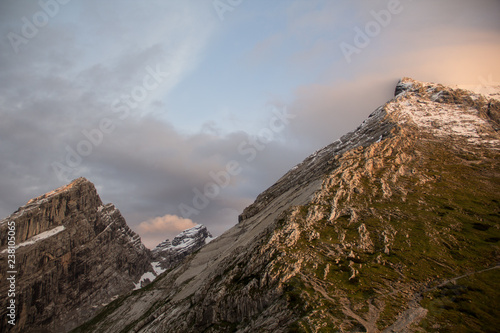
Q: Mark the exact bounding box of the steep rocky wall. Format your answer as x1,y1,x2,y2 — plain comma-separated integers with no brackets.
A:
0,178,153,333
1,179,102,247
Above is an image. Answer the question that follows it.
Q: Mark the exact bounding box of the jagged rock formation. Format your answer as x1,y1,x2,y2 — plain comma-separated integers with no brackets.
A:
152,224,213,272
73,78,500,332
0,178,154,333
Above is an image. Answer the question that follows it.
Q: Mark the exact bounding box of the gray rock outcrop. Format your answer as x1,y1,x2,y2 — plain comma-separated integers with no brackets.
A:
0,178,153,333
152,224,213,272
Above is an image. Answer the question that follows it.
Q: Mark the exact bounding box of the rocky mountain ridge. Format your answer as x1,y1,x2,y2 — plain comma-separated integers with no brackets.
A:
0,178,153,332
152,224,213,272
240,77,499,223
72,77,499,333
0,178,212,332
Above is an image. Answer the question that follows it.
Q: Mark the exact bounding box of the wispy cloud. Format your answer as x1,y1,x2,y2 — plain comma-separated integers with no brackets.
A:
137,214,197,249
1,0,499,251
138,214,196,234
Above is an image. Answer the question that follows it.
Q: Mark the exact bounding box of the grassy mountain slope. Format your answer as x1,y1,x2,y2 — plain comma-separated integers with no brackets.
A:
72,78,500,332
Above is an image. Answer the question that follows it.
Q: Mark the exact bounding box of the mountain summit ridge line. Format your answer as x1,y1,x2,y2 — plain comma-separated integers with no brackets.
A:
69,77,499,332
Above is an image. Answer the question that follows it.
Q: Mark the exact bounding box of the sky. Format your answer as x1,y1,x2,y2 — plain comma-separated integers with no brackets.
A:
1,0,499,248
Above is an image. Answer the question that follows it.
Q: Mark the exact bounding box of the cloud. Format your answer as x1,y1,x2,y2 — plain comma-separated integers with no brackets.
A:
0,0,219,217
138,214,196,234
136,214,198,249
1,0,500,253
80,115,301,237
281,0,500,149
286,76,397,150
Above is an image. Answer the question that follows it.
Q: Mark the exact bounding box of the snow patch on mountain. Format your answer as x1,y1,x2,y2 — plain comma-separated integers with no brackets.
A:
134,271,156,290
151,261,166,275
1,226,65,253
148,224,214,277
389,78,500,147
153,224,213,254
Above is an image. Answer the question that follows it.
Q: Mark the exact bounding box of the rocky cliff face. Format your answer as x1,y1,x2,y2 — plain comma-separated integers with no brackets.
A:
73,78,500,333
0,178,154,333
152,224,213,272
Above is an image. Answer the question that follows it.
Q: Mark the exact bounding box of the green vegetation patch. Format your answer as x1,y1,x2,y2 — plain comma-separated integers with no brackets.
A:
420,268,500,332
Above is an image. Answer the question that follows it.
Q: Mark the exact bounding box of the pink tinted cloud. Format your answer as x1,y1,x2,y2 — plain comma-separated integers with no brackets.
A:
138,214,196,234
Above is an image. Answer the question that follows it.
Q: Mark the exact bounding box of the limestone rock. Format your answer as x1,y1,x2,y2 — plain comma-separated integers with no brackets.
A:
0,178,153,333
55,79,500,332
152,224,213,272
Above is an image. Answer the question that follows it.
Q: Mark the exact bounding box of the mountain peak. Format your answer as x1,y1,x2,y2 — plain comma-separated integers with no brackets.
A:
394,76,419,96
239,78,499,224
70,176,92,186
153,224,213,252
0,177,153,333
26,177,95,205
389,78,500,147
151,224,213,272
70,77,500,333
394,76,500,107
172,224,212,245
